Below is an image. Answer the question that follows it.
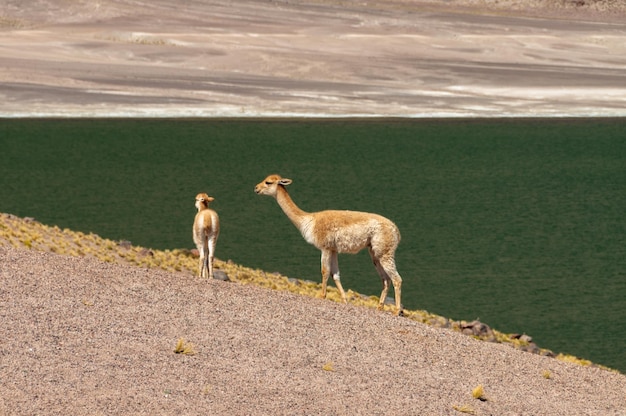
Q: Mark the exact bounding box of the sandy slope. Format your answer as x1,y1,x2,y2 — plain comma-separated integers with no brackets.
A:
1,245,625,415
1,0,626,117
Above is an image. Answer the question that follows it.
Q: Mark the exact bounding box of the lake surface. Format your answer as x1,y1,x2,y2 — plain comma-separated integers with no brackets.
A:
1,118,625,372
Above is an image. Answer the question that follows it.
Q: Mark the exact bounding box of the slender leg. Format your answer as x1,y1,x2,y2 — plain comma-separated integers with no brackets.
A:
202,245,208,278
381,256,403,316
378,276,391,311
193,226,202,277
198,239,207,278
391,276,403,316
207,237,216,279
320,250,332,298
369,248,389,310
200,237,210,279
370,249,403,315
330,251,347,303
197,256,203,278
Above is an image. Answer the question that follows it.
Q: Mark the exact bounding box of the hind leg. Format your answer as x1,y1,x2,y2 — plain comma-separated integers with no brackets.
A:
207,236,217,279
200,245,210,278
369,248,391,310
370,249,403,316
377,274,392,311
197,256,204,277
381,257,403,316
197,245,207,278
197,236,211,279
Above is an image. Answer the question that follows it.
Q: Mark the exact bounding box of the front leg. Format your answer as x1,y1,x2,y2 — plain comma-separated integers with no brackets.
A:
330,251,347,304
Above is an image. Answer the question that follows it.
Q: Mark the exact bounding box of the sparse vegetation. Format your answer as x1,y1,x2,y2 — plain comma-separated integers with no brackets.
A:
472,384,487,401
174,338,196,355
453,404,476,414
555,353,593,367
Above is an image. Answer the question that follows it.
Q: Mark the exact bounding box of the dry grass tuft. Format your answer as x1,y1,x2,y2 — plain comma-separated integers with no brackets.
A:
453,404,476,414
322,362,335,372
174,338,196,355
472,384,487,401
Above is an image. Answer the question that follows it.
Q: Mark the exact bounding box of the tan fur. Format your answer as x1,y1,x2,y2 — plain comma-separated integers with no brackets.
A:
255,174,403,316
193,193,220,279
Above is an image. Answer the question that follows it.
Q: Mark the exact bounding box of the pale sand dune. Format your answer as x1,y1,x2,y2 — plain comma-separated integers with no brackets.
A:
1,0,625,117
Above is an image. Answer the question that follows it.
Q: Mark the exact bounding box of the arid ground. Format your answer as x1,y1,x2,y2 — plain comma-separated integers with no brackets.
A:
1,0,626,117
2,244,626,415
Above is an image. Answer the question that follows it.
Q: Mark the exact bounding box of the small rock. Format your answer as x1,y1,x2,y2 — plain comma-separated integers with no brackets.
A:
117,240,132,249
213,270,230,282
520,343,540,354
459,319,495,340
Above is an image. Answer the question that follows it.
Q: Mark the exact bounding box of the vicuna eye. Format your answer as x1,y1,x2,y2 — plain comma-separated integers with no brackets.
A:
265,181,273,185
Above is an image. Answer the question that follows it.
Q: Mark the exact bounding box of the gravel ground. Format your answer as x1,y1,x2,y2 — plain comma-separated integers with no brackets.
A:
1,246,625,415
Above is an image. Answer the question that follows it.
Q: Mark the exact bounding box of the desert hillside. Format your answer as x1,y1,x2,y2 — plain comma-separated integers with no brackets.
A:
1,214,625,414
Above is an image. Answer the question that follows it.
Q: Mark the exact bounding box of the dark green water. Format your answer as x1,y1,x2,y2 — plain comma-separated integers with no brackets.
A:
1,118,625,372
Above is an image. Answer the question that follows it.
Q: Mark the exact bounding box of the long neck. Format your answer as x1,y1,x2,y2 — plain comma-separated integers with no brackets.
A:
275,186,309,229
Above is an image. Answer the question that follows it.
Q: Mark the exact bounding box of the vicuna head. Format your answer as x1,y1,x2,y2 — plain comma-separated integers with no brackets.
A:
254,174,293,197
195,193,215,211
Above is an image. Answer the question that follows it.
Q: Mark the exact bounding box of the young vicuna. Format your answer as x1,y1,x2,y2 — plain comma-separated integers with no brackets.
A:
193,193,220,279
254,174,404,316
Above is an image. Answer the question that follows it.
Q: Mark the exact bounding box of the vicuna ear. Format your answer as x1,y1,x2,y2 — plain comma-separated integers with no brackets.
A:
279,178,292,186
207,196,215,202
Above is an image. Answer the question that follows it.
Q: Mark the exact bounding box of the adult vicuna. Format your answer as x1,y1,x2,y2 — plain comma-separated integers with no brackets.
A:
193,193,220,279
254,174,403,316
